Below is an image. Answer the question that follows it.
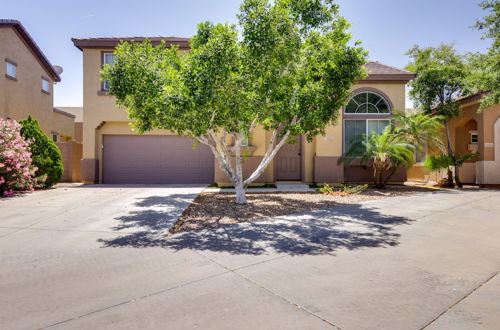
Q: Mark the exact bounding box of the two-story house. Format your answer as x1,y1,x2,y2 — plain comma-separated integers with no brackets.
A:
0,19,75,142
72,37,415,185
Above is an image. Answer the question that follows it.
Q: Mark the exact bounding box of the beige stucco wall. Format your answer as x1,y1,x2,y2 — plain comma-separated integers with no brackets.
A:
51,111,76,140
0,26,65,136
407,103,500,185
81,44,408,184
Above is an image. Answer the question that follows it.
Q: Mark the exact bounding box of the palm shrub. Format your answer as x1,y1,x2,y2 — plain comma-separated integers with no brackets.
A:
340,126,415,188
392,112,445,153
19,116,63,187
424,153,479,187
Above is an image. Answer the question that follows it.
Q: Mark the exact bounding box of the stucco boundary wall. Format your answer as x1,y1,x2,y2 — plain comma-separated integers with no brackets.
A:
56,141,82,182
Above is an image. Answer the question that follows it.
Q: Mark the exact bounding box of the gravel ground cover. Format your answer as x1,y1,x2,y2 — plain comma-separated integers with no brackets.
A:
170,185,438,234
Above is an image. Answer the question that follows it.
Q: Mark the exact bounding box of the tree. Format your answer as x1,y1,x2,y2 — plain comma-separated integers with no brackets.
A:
0,119,37,196
425,153,479,187
340,126,415,189
406,44,468,188
392,111,445,153
465,0,500,111
102,0,367,204
20,116,63,188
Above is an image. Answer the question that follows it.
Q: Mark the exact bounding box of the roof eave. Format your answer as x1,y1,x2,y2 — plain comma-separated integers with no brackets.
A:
71,38,191,51
360,73,416,83
0,20,61,82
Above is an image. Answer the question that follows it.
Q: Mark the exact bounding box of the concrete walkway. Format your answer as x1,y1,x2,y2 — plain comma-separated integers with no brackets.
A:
0,186,499,329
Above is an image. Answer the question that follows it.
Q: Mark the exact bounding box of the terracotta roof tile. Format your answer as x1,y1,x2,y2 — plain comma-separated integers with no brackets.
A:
362,61,416,82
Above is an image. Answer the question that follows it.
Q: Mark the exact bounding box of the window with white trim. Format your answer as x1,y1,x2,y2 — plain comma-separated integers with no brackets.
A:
41,78,50,93
6,61,17,79
102,52,115,91
344,119,391,153
343,91,392,154
470,132,478,144
344,92,390,114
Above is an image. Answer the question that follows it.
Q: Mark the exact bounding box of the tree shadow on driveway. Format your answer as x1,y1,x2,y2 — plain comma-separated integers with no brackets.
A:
98,194,412,256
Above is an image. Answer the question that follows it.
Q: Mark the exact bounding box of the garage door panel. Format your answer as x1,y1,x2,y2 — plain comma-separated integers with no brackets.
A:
103,135,214,184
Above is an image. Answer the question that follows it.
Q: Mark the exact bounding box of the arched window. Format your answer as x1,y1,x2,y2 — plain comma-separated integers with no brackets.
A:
344,92,390,114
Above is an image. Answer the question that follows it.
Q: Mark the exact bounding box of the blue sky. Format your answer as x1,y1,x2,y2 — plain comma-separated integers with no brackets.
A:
3,0,490,107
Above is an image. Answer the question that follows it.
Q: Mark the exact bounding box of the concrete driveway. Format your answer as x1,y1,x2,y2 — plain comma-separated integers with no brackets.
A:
0,186,499,329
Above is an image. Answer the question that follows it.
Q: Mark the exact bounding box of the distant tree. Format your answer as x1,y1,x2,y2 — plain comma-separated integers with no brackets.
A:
406,44,468,187
102,0,367,204
466,0,500,111
20,116,63,188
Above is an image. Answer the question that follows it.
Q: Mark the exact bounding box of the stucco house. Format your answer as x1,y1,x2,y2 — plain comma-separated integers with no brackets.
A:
408,92,500,187
0,19,76,141
72,36,416,185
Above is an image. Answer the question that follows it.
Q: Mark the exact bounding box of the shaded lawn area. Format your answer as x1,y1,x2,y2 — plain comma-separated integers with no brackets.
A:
170,185,437,234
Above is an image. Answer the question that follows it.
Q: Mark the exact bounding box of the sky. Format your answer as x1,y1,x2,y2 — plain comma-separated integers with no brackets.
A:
3,0,491,107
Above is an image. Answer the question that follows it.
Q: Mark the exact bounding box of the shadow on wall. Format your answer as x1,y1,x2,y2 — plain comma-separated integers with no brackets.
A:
98,195,412,256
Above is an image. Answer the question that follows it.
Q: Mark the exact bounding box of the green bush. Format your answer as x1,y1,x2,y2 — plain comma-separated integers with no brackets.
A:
19,116,63,187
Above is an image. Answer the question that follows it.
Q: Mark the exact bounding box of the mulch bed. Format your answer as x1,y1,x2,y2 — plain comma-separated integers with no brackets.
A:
169,185,438,234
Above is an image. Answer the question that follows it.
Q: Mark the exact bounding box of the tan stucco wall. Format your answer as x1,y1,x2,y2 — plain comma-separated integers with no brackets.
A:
0,26,64,136
407,103,500,184
80,44,408,184
51,111,76,140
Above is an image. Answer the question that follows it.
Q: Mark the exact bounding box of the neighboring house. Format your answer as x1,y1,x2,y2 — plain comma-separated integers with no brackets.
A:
408,93,500,187
72,36,415,185
54,106,83,143
0,19,75,141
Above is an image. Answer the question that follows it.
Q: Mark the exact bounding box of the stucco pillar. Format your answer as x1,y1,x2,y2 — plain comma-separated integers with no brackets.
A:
81,120,100,183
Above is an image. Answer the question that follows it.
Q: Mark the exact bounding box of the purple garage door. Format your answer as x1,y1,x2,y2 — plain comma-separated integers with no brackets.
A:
103,135,214,184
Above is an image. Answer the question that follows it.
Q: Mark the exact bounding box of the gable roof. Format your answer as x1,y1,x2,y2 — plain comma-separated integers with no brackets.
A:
55,106,83,122
72,36,190,51
362,61,416,82
0,19,61,82
72,37,415,83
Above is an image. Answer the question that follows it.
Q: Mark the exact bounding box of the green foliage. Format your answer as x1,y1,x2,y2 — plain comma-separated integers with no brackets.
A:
318,183,367,195
318,183,334,194
466,1,500,111
19,116,63,188
424,154,453,172
424,153,480,171
101,0,367,142
406,44,468,119
465,51,500,111
392,111,445,153
473,0,500,46
340,126,415,188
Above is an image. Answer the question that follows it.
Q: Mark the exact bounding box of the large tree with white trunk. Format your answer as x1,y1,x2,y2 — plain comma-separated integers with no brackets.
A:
102,0,366,204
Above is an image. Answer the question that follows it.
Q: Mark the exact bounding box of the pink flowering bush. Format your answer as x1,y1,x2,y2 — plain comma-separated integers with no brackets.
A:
0,118,38,197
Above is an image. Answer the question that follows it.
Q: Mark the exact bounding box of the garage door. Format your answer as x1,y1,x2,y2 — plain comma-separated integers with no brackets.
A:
102,135,214,184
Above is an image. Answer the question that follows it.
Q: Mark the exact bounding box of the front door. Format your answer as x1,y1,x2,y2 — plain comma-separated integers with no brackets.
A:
276,135,302,181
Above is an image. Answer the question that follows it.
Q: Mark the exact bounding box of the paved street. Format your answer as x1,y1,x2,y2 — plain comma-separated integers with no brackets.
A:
0,186,499,329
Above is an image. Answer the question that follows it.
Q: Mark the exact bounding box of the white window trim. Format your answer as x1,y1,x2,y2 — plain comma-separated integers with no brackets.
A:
344,91,392,115
470,133,478,144
41,77,50,93
102,52,115,91
343,118,392,153
6,61,17,79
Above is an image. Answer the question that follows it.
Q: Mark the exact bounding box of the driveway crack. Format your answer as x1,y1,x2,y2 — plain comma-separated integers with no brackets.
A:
420,270,500,329
193,250,343,329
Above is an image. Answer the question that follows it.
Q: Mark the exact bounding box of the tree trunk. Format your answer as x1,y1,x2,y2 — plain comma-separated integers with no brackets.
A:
234,141,247,204
383,166,398,186
444,121,461,187
0,183,4,197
